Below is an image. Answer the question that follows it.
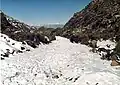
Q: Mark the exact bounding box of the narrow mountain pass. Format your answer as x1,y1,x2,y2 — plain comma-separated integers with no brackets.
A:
1,36,120,85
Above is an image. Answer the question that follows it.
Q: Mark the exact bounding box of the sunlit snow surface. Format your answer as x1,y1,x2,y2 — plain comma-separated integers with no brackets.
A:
97,40,116,50
0,33,33,56
1,36,120,85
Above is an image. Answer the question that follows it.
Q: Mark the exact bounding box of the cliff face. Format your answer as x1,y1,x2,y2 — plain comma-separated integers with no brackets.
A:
64,0,120,41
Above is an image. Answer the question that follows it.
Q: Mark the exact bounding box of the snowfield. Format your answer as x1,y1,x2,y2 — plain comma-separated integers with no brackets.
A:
0,35,120,85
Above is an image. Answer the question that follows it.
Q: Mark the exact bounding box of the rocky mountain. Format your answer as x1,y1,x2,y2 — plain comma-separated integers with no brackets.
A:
63,0,120,42
1,12,56,48
61,0,120,61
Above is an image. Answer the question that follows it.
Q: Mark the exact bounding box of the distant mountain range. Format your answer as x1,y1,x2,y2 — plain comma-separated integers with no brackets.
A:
42,24,64,28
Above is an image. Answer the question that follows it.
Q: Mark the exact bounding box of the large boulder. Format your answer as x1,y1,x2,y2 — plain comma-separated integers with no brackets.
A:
111,60,120,66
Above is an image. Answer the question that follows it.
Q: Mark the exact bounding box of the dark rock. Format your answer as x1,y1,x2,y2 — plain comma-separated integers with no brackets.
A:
114,40,120,54
70,35,80,43
4,37,6,39
52,75,59,79
26,49,30,51
35,34,50,44
26,40,37,48
67,65,69,67
115,35,120,42
70,34,90,45
111,54,119,61
1,53,9,57
106,44,110,48
90,40,97,48
95,83,99,85
11,50,15,55
97,48,108,52
69,78,73,81
34,74,37,76
1,57,5,60
21,47,25,50
16,50,23,53
7,40,10,42
0,49,11,57
74,76,80,82
22,41,26,45
1,35,3,37
12,43,15,45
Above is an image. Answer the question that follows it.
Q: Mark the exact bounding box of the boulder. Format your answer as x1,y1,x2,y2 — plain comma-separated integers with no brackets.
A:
111,60,120,66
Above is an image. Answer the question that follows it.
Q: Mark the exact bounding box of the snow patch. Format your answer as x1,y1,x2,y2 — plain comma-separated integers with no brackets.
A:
0,33,33,59
97,40,116,50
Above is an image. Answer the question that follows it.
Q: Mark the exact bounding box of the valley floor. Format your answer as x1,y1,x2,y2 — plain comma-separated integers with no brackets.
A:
1,36,120,85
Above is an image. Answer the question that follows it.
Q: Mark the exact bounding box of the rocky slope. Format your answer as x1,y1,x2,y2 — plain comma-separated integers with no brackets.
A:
1,12,56,48
61,0,120,61
64,0,120,42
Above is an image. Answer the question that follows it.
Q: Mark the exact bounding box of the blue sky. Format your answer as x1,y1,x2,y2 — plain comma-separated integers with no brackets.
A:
1,0,91,25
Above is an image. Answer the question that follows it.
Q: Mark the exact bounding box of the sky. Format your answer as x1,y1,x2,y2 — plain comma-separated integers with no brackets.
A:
1,0,91,26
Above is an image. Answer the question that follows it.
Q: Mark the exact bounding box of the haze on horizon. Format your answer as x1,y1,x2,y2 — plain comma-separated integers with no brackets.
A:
1,0,91,26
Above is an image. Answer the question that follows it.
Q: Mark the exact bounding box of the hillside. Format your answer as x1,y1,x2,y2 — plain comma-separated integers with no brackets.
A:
60,0,120,61
63,0,120,42
1,12,56,48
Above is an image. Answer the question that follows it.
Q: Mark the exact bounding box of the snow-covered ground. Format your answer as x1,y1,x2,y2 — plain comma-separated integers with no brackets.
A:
0,33,33,58
97,40,116,50
0,35,120,85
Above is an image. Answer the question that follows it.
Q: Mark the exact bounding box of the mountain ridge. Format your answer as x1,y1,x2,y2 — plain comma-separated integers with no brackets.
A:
63,0,120,43
1,12,56,48
60,0,120,61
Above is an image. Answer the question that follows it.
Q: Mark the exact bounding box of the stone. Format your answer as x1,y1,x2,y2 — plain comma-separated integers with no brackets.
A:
21,47,25,50
111,60,120,66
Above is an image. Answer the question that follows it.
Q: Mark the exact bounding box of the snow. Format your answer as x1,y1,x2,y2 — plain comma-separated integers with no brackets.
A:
0,33,33,56
44,36,50,42
0,35,120,85
97,40,116,50
96,40,116,57
115,15,120,18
